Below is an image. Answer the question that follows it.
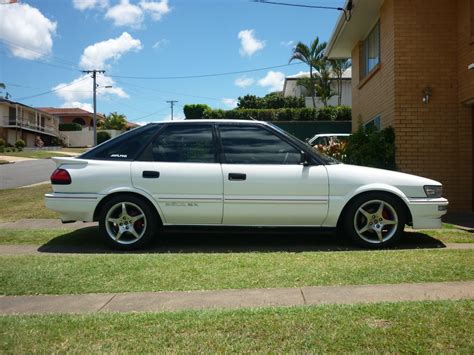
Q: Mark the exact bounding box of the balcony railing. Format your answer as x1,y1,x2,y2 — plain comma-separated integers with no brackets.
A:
0,116,58,135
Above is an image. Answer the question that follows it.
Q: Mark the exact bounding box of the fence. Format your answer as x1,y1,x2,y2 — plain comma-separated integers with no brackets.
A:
271,121,352,141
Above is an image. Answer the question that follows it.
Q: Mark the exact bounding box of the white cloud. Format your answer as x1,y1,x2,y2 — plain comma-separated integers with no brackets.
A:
221,98,237,108
62,101,94,113
73,0,109,11
79,32,142,70
234,76,255,88
53,74,128,106
238,29,265,57
139,0,170,21
280,40,294,47
105,0,143,27
152,38,169,50
258,71,285,92
0,3,57,60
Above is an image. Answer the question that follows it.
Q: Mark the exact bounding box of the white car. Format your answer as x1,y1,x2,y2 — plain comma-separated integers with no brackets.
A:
45,120,448,250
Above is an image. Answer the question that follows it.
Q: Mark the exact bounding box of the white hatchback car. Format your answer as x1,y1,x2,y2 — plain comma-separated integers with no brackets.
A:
45,120,448,250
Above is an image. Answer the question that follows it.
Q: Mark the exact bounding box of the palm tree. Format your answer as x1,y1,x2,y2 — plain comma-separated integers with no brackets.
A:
329,59,351,105
289,37,327,108
104,112,127,130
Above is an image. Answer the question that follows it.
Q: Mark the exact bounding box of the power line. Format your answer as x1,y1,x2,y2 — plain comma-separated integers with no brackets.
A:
14,76,90,101
109,62,303,80
252,0,343,10
132,107,170,121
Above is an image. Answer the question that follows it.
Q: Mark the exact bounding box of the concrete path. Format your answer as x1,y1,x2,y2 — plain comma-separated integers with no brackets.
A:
0,155,37,163
1,281,473,315
0,159,56,189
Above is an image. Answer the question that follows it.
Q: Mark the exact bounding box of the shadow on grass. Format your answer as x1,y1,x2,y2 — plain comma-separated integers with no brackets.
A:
37,226,447,254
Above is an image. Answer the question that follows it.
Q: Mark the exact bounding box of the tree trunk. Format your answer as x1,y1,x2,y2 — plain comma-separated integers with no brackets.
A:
310,67,316,108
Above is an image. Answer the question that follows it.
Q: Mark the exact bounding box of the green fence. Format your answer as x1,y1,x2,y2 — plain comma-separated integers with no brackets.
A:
271,121,352,141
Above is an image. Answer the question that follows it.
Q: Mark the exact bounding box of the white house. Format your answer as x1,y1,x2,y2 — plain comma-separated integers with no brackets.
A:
282,68,352,108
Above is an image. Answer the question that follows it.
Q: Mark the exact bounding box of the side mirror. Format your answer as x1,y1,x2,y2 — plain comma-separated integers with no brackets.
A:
300,151,310,166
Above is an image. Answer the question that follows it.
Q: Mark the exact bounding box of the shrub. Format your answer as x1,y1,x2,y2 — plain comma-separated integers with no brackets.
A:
15,139,26,151
183,104,211,120
237,93,305,109
97,131,111,145
203,108,225,120
59,123,82,131
315,141,347,161
344,125,396,170
51,136,64,147
0,138,5,146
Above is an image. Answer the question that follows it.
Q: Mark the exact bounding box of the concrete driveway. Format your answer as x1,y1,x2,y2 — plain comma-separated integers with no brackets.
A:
0,159,56,189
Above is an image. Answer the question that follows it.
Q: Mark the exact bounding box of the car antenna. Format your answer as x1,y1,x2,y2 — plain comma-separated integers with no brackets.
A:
248,115,257,121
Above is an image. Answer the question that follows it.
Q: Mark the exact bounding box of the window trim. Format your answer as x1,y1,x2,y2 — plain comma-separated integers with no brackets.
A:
360,20,381,80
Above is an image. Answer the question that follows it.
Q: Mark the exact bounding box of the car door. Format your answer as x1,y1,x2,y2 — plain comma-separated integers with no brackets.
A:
131,123,223,225
217,123,329,226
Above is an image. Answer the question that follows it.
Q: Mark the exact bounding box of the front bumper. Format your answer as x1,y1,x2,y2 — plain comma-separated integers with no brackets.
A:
44,193,100,222
407,197,448,229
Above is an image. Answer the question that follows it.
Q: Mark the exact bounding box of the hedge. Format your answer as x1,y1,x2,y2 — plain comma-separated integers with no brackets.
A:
193,106,351,122
59,123,82,131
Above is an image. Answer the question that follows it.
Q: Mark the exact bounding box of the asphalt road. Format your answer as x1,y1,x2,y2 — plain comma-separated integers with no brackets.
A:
0,159,56,189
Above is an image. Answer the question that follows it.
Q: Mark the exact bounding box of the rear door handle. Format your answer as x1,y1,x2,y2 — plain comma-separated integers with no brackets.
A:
228,173,246,181
142,171,160,179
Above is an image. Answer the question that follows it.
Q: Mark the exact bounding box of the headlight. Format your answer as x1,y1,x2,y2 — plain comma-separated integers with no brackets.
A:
424,185,443,198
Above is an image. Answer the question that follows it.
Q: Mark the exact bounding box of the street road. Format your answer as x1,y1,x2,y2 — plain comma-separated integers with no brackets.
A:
0,159,56,189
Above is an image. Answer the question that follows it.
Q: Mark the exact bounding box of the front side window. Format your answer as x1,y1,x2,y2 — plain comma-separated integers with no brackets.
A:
219,124,301,164
152,124,216,163
362,21,380,78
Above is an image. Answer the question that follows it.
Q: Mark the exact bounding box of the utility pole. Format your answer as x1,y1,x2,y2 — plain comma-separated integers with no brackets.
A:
82,69,105,146
166,100,178,120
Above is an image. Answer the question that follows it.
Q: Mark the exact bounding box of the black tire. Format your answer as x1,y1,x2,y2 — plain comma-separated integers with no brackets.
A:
343,192,406,248
99,194,158,251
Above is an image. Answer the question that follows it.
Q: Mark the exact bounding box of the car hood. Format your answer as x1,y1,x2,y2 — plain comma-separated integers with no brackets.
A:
325,164,442,198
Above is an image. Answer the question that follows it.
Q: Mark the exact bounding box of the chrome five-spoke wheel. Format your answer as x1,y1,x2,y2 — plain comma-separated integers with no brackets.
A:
99,195,158,250
344,193,406,248
105,202,147,245
354,200,398,244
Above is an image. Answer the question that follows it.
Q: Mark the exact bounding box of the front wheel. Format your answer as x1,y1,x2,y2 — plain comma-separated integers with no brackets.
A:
99,195,158,250
343,193,406,248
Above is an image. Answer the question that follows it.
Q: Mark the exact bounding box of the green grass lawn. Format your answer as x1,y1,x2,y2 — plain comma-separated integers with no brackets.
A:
0,184,59,222
0,248,472,295
1,300,472,353
0,150,72,159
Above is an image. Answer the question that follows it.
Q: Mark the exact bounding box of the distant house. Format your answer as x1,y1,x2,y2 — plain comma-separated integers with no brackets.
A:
36,107,105,128
325,0,474,211
0,98,59,146
282,68,352,108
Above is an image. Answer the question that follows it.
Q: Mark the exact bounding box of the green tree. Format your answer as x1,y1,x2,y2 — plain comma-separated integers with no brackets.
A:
183,104,211,119
104,112,127,130
314,60,335,107
330,59,351,105
289,37,326,108
236,95,264,109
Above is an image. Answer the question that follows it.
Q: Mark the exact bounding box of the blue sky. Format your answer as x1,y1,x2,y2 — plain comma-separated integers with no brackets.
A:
0,0,342,123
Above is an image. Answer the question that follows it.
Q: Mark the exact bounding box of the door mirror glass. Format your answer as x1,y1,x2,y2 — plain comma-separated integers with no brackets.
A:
300,151,310,166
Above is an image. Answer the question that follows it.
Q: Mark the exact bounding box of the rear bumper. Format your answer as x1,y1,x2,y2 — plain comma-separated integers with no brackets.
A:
407,197,448,229
44,193,100,222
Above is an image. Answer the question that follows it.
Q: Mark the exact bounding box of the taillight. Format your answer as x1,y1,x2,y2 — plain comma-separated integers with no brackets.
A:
50,168,71,185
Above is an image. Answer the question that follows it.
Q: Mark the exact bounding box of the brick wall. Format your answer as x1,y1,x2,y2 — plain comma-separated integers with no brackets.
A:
351,0,473,211
351,0,395,131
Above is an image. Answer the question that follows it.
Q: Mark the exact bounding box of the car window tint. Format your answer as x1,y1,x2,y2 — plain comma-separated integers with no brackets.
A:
80,124,160,161
152,124,215,163
219,124,301,164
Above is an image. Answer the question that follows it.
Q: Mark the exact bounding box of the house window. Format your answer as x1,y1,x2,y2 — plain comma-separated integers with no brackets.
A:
73,117,86,126
362,21,380,78
364,115,381,130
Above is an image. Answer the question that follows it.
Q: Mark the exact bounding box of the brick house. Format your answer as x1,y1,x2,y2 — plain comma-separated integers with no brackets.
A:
36,107,105,128
326,0,474,211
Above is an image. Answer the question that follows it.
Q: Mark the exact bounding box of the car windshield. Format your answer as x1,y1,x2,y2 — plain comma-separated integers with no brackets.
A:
266,123,342,165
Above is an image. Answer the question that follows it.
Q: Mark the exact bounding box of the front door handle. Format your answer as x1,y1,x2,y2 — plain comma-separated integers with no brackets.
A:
228,173,246,181
142,171,160,179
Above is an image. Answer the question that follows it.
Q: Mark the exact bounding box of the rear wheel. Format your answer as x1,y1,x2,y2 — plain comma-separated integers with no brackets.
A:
99,195,158,250
343,193,406,248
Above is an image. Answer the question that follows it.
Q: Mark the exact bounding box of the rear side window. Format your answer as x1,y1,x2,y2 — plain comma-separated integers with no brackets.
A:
219,124,301,164
80,124,161,161
151,124,216,163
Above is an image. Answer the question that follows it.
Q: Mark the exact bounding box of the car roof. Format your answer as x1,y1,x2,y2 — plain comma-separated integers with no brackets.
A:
147,119,268,125
313,133,351,137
